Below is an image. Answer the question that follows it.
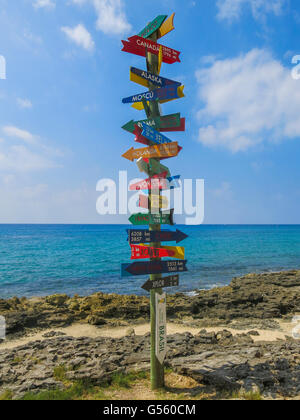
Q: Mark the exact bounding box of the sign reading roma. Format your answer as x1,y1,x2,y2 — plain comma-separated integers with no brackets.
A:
122,36,181,64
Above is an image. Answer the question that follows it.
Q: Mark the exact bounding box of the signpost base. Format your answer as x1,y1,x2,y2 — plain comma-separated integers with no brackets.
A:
150,288,165,390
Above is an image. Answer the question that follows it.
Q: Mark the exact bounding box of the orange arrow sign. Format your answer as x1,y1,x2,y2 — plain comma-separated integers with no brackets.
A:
122,142,181,162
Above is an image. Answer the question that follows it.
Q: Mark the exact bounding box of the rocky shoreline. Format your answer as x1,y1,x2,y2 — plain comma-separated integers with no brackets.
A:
0,270,300,399
1,270,300,339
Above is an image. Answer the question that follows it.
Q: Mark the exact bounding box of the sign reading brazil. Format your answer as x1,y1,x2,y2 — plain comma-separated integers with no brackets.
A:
121,260,188,277
155,293,167,365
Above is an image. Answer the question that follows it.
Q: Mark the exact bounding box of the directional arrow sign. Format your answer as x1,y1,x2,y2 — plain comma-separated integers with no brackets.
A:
132,244,185,260
131,244,176,260
131,86,184,110
138,15,167,39
136,158,171,178
142,275,179,292
129,210,174,226
129,172,168,191
122,85,184,104
121,260,188,277
130,67,181,89
122,113,181,134
157,13,175,39
139,194,169,210
156,292,167,364
124,36,181,64
160,118,185,132
122,142,181,161
141,123,172,145
127,229,188,245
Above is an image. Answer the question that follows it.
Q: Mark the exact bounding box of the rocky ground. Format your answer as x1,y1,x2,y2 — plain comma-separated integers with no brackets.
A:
0,329,300,399
1,270,300,339
0,270,300,399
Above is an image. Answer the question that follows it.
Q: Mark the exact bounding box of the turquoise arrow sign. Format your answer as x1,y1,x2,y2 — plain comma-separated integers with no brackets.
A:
138,15,167,39
129,210,174,226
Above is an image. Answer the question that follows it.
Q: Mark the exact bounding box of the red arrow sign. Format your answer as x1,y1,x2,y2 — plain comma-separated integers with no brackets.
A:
131,244,175,260
122,36,181,64
134,125,150,146
129,172,168,191
160,118,186,132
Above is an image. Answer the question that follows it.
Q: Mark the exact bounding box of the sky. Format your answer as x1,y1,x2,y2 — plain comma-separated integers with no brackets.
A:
0,0,300,224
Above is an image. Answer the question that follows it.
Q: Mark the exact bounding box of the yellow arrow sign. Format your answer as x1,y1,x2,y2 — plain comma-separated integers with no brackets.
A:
157,13,175,39
132,85,185,111
140,194,169,210
122,142,180,162
140,244,185,260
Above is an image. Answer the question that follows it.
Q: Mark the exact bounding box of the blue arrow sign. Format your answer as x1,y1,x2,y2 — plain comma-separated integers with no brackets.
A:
141,123,172,145
168,175,181,190
130,67,181,88
122,84,182,104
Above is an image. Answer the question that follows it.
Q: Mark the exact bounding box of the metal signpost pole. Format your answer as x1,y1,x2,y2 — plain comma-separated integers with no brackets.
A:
146,32,165,390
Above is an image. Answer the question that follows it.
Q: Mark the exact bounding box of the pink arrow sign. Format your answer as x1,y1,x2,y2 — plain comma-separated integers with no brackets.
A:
129,172,168,191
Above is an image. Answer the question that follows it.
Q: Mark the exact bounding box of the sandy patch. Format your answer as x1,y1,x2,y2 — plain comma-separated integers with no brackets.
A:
0,320,295,351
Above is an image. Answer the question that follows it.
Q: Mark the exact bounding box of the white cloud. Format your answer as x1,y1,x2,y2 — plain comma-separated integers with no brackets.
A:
0,145,56,172
17,98,33,109
217,0,286,21
196,49,300,152
61,24,95,51
3,126,36,144
1,126,63,172
33,0,56,10
72,0,132,35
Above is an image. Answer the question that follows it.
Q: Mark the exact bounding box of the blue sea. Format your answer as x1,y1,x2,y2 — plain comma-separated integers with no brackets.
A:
0,225,299,299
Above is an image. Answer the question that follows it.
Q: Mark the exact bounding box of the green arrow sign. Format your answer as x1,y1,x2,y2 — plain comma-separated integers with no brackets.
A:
138,15,167,39
129,210,174,226
122,113,181,134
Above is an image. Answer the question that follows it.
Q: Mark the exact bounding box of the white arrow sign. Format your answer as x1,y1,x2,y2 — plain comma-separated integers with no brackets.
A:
155,292,167,365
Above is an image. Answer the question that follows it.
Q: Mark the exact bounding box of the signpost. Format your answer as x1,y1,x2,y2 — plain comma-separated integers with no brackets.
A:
142,275,179,292
139,194,169,210
129,172,168,191
130,67,181,88
138,15,167,39
122,84,185,104
122,36,181,64
157,13,175,39
127,229,188,245
122,142,181,161
121,260,188,277
155,293,167,365
121,13,188,390
122,113,182,134
129,210,174,226
131,244,185,260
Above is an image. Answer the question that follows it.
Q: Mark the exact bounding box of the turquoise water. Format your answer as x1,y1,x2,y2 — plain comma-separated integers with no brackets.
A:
0,225,299,298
